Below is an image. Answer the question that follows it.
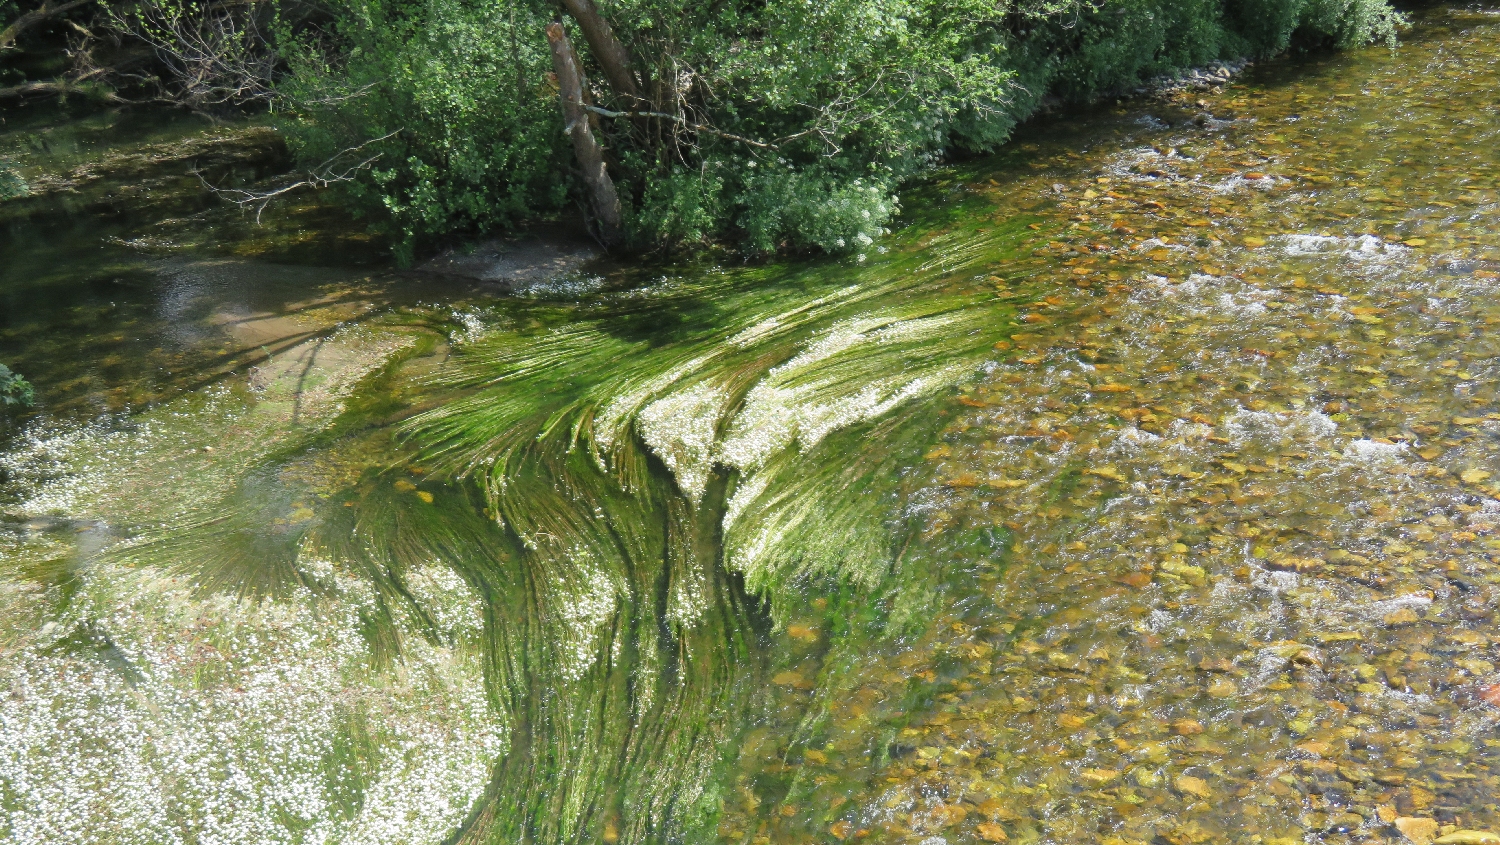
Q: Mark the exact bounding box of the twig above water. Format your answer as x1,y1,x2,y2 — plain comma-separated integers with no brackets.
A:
194,129,403,224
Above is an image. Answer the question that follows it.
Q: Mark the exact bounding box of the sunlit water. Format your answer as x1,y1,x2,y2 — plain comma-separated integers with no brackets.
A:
3,6,1500,845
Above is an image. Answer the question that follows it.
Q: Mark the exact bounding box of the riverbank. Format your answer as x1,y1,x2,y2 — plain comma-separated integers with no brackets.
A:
0,31,1343,274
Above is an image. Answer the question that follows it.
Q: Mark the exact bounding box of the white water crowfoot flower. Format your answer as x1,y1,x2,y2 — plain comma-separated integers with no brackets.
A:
0,560,504,845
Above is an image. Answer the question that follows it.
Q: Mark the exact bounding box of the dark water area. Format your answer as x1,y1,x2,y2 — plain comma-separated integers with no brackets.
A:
3,5,1500,845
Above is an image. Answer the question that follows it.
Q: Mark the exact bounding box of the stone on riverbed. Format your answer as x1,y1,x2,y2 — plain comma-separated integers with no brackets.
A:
1396,817,1440,845
417,228,602,293
1434,833,1500,845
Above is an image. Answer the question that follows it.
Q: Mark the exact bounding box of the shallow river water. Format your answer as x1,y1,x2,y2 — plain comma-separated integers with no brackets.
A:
3,6,1500,845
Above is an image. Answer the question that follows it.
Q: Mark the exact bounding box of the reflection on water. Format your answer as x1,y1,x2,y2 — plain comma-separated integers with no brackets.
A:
3,4,1500,845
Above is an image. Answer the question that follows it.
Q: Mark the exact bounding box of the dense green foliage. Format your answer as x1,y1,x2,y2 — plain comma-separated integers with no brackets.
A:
275,0,567,263
0,363,34,408
276,0,1402,256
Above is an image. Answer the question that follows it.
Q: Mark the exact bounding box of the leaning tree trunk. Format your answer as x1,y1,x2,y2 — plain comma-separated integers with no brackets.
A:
557,0,638,101
545,21,624,248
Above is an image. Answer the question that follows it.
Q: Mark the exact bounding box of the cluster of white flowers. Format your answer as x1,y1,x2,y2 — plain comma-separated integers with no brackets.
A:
450,308,491,344
551,549,624,682
717,315,965,476
637,381,729,503
0,561,505,845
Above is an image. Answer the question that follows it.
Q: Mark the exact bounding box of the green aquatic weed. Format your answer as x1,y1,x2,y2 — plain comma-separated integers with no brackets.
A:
0,162,27,201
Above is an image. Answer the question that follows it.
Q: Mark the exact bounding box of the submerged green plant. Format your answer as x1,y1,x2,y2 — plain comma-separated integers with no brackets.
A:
0,163,28,202
80,199,1037,844
386,213,1036,841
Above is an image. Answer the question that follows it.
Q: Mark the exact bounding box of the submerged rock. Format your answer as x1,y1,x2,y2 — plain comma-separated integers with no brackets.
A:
1435,833,1500,845
416,228,602,294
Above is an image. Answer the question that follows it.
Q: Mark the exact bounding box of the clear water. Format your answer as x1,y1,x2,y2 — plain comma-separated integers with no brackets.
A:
3,6,1500,845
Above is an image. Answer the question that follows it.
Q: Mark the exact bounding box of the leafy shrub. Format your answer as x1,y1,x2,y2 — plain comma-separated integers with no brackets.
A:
0,363,35,409
735,166,896,256
1295,0,1405,50
626,165,724,249
275,0,569,262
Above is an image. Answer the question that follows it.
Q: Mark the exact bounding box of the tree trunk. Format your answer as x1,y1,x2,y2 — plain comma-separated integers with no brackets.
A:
557,0,638,101
545,21,624,247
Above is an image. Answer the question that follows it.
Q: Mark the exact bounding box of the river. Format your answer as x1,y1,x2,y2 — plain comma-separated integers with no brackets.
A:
3,5,1499,845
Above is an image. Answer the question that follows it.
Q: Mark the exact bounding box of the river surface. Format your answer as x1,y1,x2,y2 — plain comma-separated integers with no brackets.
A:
3,6,1500,845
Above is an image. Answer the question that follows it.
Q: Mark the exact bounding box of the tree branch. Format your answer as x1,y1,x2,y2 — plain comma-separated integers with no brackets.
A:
108,0,278,109
581,103,773,149
196,129,401,224
0,0,96,51
0,78,119,100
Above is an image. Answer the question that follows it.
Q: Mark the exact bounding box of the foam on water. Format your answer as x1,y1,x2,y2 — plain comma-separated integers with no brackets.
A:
1281,233,1410,262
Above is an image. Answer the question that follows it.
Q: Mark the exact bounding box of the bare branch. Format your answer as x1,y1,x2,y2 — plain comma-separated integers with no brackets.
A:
197,129,402,224
297,79,383,106
108,0,278,110
0,77,122,100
